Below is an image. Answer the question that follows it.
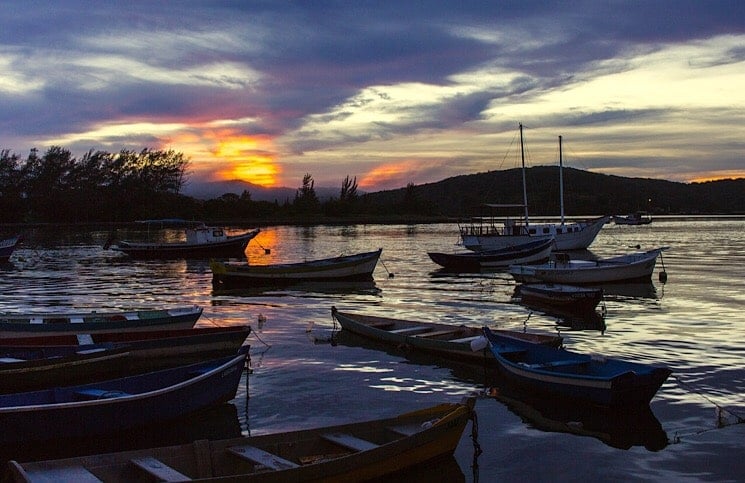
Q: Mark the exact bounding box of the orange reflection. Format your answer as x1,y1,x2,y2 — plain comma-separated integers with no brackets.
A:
245,228,277,261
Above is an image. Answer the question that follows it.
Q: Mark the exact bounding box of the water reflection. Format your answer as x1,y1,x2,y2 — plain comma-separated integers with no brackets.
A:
485,386,668,451
600,282,659,300
212,280,382,298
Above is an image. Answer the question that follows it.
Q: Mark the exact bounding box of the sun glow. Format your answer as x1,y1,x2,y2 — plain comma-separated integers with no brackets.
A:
210,132,280,187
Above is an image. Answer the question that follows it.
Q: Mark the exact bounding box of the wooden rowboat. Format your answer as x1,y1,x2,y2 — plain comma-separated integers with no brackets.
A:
331,307,562,366
0,346,131,394
427,237,554,271
0,306,203,338
515,283,604,313
0,326,250,392
8,396,475,482
0,347,248,444
211,249,382,286
509,247,668,284
482,326,671,406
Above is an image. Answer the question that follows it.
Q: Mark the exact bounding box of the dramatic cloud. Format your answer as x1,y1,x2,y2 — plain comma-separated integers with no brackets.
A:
1,1,744,192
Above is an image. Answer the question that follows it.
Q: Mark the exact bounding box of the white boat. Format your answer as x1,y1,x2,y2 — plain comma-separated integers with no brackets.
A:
460,126,610,251
509,247,668,284
614,211,652,225
107,219,259,259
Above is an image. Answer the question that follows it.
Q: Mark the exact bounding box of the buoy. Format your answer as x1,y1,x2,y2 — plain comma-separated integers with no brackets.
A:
659,271,668,283
470,336,488,352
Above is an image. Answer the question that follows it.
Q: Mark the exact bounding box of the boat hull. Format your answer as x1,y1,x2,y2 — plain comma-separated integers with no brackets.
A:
0,348,248,443
509,248,665,284
428,238,553,271
461,216,609,251
483,327,671,406
211,249,382,286
0,236,20,263
114,229,259,259
517,283,603,312
0,326,250,391
0,306,203,338
9,397,473,482
332,307,562,366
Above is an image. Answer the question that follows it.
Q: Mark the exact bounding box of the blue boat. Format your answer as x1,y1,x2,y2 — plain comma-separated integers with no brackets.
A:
482,327,670,406
0,346,248,443
0,235,20,263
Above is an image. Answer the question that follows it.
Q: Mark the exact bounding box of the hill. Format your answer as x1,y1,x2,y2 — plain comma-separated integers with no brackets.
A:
358,167,744,216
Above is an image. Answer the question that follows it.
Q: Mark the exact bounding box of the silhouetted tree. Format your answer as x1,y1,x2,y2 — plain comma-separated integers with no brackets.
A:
294,173,320,214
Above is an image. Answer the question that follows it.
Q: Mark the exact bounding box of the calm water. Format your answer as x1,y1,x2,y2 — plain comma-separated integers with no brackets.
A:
1,220,745,482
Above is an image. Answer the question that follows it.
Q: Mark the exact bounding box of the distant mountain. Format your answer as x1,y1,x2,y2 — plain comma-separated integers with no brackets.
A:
182,179,340,202
359,167,745,216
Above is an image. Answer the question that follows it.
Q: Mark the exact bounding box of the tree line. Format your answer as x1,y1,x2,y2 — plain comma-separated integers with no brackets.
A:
0,146,429,224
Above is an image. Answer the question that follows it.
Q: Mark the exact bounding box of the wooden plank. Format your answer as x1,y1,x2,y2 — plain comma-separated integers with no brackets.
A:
414,329,462,338
387,423,422,436
449,335,482,344
10,463,103,483
227,445,299,471
388,327,431,335
321,433,379,452
130,457,191,481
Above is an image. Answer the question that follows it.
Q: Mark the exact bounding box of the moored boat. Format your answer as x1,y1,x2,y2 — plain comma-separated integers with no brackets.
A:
428,237,554,271
211,249,382,286
0,325,250,391
482,326,671,406
0,305,203,338
331,307,562,366
613,211,652,225
509,247,668,284
108,220,259,259
515,283,603,313
9,396,475,482
459,126,609,251
0,347,248,444
0,235,21,262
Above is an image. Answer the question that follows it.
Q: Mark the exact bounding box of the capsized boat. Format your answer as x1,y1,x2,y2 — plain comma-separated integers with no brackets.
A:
482,326,671,406
8,397,475,483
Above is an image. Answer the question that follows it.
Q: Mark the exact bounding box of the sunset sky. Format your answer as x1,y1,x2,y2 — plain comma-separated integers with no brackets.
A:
1,1,744,193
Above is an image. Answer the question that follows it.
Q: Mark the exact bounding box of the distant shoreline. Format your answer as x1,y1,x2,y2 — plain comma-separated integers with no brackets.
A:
1,213,743,230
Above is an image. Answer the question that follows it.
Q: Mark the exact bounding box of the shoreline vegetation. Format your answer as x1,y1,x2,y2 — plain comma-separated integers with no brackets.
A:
1,146,743,227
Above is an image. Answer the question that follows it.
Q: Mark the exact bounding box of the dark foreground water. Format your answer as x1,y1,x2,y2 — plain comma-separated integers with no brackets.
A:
1,219,744,482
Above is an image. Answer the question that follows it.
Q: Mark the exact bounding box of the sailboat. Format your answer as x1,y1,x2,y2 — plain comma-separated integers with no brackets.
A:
459,124,609,251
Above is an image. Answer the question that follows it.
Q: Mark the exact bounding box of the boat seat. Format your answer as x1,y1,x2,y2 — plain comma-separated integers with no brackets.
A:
526,359,590,369
130,457,191,481
415,329,462,338
387,423,422,436
388,327,431,335
9,463,103,482
449,335,482,344
227,445,299,471
75,389,131,400
321,433,379,452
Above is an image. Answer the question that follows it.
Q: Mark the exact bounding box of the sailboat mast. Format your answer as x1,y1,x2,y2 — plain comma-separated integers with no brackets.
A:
519,123,530,225
559,135,565,225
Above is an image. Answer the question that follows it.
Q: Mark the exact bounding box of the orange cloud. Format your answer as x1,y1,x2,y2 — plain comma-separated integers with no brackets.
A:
688,171,745,183
167,128,281,187
359,160,422,190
